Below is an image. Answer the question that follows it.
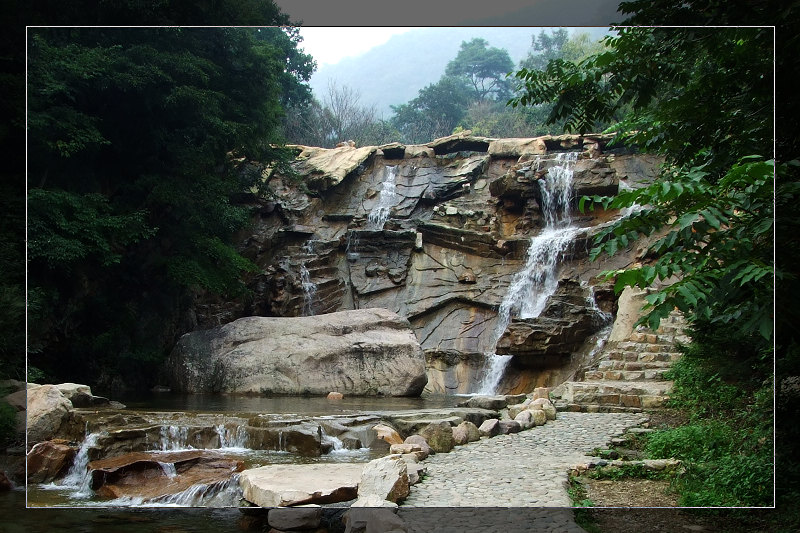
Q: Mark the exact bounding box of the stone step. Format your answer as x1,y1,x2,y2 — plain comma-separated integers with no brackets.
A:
606,350,681,363
584,369,671,382
615,341,675,352
556,380,672,409
597,360,673,371
555,403,644,414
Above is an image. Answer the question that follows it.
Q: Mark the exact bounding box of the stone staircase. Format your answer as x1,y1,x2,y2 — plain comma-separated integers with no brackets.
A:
553,311,690,413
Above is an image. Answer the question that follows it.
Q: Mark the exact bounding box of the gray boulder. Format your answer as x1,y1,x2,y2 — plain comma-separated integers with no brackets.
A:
167,308,427,396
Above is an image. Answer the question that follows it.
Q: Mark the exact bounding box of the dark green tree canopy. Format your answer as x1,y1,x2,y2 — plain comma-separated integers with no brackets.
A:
26,26,313,389
445,38,514,102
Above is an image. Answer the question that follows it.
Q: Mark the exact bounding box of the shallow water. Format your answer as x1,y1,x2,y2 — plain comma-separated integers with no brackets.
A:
111,392,462,414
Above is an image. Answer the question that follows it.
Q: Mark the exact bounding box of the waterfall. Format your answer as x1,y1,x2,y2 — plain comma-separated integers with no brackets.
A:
59,432,101,496
367,165,399,231
299,241,318,316
475,152,580,395
215,424,248,449
149,474,243,507
157,425,192,451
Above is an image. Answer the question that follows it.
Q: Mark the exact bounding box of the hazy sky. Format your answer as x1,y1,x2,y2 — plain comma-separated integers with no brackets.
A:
297,27,414,66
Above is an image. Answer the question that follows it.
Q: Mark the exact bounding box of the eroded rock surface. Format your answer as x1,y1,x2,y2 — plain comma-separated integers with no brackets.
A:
239,463,364,507
168,308,427,396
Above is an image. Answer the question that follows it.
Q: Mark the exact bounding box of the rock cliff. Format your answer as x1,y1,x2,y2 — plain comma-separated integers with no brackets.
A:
184,133,661,395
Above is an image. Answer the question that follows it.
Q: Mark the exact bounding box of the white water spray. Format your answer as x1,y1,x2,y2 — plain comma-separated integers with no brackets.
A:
59,432,101,494
367,166,399,231
475,152,580,395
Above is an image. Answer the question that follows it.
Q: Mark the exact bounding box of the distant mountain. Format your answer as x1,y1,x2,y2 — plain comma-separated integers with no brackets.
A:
308,27,609,117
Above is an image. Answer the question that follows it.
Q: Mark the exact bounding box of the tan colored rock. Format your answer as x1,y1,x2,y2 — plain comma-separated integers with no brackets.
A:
357,455,409,503
373,423,404,446
454,421,481,443
55,383,92,402
26,385,72,445
239,463,364,507
296,145,377,191
478,418,500,437
529,408,547,426
530,398,557,420
488,137,547,157
327,391,344,400
609,287,648,342
168,308,427,396
514,410,535,430
532,387,550,400
27,440,75,483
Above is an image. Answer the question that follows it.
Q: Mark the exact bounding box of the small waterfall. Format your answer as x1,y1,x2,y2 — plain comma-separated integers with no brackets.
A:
321,428,346,454
158,425,191,451
215,424,248,449
367,165,399,231
157,461,178,479
149,474,243,507
60,432,101,495
475,152,580,395
299,241,318,316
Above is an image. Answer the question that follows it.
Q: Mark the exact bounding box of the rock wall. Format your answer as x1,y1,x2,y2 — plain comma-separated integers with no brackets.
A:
188,132,661,395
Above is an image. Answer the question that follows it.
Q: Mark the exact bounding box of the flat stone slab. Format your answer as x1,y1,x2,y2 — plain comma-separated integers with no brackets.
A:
239,464,364,507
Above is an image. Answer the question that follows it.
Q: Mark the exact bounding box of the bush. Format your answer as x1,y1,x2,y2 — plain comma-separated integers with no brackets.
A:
0,400,17,448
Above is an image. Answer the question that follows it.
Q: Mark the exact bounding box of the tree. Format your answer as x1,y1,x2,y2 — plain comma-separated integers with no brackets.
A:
390,76,472,143
26,27,311,389
510,27,774,341
445,38,514,102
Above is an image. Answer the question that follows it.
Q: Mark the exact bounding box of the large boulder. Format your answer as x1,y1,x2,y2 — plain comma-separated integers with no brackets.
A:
357,455,409,503
239,463,364,507
167,308,427,396
26,385,72,445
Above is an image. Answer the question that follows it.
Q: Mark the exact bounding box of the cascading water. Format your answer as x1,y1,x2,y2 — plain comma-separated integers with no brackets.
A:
59,432,101,496
475,152,580,395
299,241,318,316
367,165,399,231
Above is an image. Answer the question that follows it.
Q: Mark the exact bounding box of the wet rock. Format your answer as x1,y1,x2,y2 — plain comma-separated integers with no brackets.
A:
239,463,363,507
358,455,409,503
495,279,608,362
168,308,427,396
418,421,453,453
26,385,72,445
87,450,243,501
26,440,75,483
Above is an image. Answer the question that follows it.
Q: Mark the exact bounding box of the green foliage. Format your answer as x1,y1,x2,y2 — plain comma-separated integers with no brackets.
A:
0,400,17,448
587,463,671,481
445,38,514,102
391,76,473,143
640,325,774,507
26,25,307,390
511,27,774,339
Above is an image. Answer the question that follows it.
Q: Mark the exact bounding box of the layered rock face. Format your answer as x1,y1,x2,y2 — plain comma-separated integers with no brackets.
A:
168,308,427,395
187,133,660,395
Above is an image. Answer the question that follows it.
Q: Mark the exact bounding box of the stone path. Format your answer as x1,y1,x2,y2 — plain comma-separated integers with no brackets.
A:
397,411,648,532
